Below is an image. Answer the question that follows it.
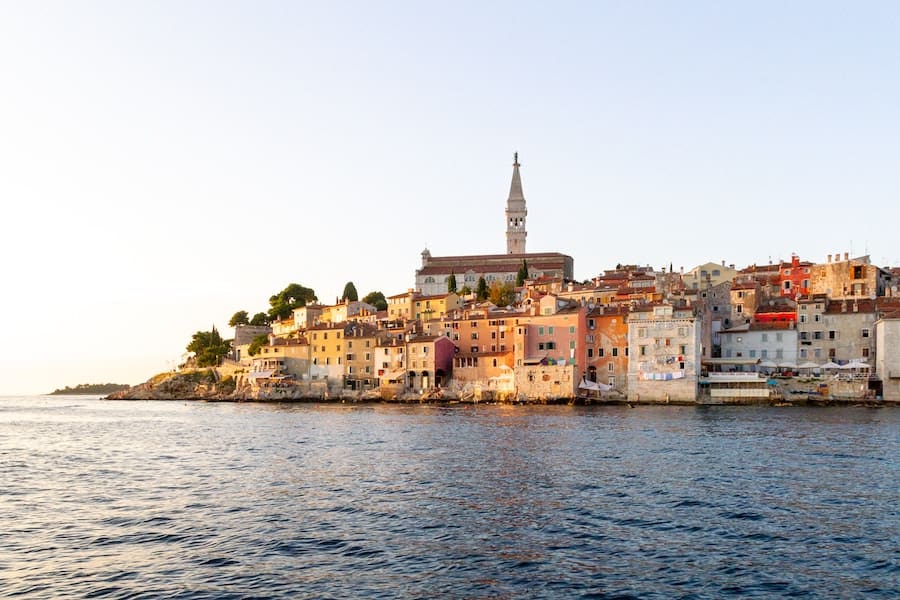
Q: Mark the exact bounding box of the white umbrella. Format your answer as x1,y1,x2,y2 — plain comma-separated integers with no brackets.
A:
799,361,819,369
778,361,798,369
759,360,777,368
821,361,841,370
842,360,870,370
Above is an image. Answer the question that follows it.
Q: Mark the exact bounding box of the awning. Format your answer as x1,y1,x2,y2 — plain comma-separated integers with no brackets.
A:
578,380,612,392
247,370,275,380
380,369,406,382
702,358,760,366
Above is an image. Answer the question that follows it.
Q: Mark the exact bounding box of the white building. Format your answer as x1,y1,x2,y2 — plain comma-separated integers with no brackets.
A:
720,322,798,370
627,303,701,402
874,315,900,401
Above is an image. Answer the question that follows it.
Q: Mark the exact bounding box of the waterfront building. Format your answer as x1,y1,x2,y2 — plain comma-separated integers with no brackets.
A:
406,334,455,392
720,322,798,369
343,322,380,391
512,298,587,400
584,305,630,394
627,302,701,402
874,313,900,401
449,305,518,386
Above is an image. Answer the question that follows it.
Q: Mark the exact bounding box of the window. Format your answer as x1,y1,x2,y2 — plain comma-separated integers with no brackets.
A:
608,376,616,386
640,345,647,356
783,280,792,290
608,363,615,372
471,346,478,353
638,327,647,338
762,333,768,342
814,349,822,358
569,341,576,349
612,347,618,357
588,319,595,329
829,331,836,340
776,332,782,342
588,348,594,358
569,326,575,334
548,327,554,334
862,328,870,338
736,305,743,313
862,348,870,358
680,345,687,355
776,349,783,359
799,349,806,358
814,314,821,322
761,349,768,358
800,314,808,323
750,350,757,358
471,332,478,340
814,331,823,340
538,326,544,335
599,348,604,357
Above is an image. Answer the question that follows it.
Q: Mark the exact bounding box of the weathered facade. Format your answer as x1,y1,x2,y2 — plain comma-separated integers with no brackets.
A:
627,303,701,402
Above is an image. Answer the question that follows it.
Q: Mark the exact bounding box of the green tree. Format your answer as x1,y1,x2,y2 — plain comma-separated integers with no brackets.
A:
228,310,249,327
476,276,489,301
488,281,516,307
268,283,317,321
247,334,269,357
459,285,472,296
516,260,529,286
186,326,231,367
362,291,388,311
250,312,270,326
447,272,457,293
342,281,359,302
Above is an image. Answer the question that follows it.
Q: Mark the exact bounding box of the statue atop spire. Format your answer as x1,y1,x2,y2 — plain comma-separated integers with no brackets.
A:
505,152,527,255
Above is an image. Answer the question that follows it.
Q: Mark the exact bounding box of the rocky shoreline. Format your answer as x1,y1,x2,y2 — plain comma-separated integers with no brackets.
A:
105,370,896,407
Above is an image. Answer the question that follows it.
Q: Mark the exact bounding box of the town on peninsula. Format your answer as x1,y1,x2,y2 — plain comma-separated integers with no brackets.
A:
111,155,900,406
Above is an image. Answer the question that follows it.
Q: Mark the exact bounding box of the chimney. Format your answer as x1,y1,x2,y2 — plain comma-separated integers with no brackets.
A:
827,254,832,263
722,260,726,267
844,252,849,261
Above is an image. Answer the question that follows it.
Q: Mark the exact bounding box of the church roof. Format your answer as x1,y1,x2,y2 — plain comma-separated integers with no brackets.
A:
507,153,525,205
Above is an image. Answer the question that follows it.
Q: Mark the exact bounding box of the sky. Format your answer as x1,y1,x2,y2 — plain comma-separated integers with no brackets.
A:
1,1,899,395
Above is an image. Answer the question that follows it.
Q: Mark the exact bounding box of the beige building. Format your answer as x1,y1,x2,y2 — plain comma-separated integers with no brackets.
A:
684,261,738,290
627,303,701,402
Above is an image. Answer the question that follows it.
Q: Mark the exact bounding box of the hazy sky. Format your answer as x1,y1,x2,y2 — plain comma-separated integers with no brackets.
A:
2,1,898,395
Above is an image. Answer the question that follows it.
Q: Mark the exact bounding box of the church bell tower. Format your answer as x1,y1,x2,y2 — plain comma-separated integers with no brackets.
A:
505,152,527,254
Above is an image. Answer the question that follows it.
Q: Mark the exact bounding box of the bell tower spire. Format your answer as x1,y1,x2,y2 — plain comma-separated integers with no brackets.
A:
505,152,527,254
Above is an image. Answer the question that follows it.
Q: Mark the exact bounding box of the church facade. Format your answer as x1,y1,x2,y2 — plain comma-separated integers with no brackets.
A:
414,154,574,296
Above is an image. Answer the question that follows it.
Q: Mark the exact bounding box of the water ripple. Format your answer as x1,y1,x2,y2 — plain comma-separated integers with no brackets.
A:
0,398,897,598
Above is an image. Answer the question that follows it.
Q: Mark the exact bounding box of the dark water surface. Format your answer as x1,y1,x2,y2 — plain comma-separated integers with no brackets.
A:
0,397,897,598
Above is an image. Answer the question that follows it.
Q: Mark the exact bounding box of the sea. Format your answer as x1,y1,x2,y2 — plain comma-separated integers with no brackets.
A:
0,396,897,599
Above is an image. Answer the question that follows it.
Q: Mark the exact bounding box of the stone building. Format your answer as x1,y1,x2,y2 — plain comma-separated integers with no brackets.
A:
627,303,701,402
584,305,630,394
809,253,892,299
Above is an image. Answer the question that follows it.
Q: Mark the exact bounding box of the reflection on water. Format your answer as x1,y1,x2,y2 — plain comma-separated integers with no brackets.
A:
1,397,897,598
